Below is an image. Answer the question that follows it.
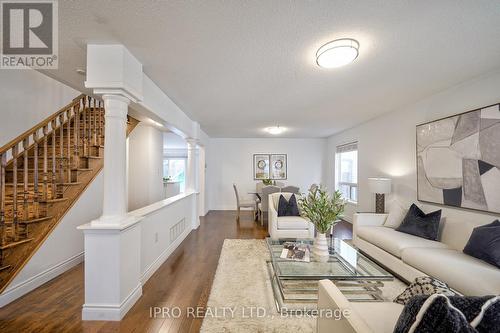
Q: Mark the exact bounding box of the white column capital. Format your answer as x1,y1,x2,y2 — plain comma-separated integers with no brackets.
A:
186,138,199,148
102,94,130,120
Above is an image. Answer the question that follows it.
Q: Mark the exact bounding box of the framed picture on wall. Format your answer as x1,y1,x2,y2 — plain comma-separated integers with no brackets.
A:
416,103,500,214
270,154,287,180
253,154,270,180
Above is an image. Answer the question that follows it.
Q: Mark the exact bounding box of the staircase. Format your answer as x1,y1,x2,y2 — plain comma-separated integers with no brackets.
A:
0,95,138,293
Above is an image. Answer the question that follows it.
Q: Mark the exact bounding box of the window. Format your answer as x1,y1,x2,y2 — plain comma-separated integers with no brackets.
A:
163,158,187,192
335,142,358,202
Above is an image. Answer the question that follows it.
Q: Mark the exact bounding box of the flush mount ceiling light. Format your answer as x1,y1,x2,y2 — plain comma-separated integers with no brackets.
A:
266,126,285,135
316,38,359,69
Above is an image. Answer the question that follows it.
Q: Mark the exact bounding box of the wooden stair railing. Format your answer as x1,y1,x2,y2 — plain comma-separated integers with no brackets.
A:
0,94,111,291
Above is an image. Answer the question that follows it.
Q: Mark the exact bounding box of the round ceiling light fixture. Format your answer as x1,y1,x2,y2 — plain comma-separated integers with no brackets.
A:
266,126,285,135
316,38,359,69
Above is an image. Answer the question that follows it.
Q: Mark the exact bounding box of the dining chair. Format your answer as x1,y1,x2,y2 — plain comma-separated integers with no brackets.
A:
281,185,300,194
258,185,280,225
233,183,255,220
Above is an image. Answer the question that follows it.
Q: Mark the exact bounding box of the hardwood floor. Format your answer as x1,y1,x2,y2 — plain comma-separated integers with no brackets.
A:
0,211,352,333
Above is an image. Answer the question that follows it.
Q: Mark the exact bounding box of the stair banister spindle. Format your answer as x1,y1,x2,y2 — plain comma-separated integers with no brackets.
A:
87,96,92,157
51,119,57,199
23,138,29,224
73,102,80,170
58,114,64,197
0,153,5,246
42,125,48,201
33,132,39,219
12,143,18,240
83,98,87,158
92,97,97,146
97,101,102,146
66,108,72,182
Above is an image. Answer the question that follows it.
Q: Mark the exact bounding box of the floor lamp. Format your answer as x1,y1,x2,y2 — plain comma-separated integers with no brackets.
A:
368,178,392,213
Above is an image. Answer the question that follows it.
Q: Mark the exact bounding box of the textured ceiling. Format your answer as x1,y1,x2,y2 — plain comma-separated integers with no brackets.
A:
43,0,500,138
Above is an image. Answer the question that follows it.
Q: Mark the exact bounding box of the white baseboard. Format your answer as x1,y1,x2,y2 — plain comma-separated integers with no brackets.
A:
82,283,142,321
140,227,192,284
0,252,84,308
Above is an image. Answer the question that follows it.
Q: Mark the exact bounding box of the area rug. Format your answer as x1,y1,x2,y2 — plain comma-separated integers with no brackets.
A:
200,239,407,333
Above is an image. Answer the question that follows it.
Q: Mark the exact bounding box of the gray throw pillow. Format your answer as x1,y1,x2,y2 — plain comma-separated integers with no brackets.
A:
396,204,441,240
463,220,500,269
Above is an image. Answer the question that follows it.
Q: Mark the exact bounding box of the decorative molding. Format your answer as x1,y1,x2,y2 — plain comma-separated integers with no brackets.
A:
0,252,84,308
82,283,142,321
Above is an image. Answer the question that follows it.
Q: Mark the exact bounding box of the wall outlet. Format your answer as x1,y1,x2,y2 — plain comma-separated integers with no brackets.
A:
155,232,158,243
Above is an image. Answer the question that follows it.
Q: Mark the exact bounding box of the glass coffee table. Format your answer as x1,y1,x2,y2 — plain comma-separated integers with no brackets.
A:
266,238,394,313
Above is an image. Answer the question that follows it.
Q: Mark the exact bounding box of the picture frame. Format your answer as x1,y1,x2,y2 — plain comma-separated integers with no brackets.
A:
270,154,287,180
253,154,270,180
416,103,500,214
253,154,287,180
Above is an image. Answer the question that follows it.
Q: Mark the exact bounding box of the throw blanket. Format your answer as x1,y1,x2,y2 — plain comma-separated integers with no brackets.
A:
394,294,500,333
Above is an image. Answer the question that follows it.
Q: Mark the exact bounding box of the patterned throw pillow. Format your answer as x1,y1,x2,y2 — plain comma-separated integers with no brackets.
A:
394,294,500,333
394,276,459,305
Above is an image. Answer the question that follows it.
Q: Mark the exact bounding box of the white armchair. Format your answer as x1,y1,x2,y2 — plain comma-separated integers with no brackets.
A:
317,280,403,333
268,192,315,240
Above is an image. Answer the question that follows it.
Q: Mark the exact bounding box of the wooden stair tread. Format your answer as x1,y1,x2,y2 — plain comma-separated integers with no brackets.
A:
0,238,33,250
5,182,81,186
18,216,53,224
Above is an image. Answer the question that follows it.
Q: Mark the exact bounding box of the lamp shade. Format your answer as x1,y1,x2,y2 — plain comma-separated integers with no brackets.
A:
368,178,392,194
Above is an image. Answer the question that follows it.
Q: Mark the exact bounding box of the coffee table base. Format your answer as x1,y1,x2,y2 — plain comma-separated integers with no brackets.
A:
266,261,389,314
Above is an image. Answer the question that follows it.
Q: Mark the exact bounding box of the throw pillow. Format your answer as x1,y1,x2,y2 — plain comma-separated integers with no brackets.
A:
396,204,441,240
394,294,500,333
463,220,500,269
277,194,300,217
394,276,459,305
384,200,408,228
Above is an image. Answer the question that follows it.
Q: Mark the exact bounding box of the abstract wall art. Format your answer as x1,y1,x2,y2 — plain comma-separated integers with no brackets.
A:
416,103,500,213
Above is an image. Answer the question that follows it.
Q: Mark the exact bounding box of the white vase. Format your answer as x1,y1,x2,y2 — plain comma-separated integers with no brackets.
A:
313,233,330,261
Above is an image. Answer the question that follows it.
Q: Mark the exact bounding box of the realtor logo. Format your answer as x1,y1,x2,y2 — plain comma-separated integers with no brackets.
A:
1,0,58,69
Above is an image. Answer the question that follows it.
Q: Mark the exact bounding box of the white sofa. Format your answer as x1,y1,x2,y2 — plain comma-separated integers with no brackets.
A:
268,192,315,239
353,213,500,296
317,280,403,333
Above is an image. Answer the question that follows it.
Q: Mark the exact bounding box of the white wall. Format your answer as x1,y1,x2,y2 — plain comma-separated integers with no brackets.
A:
0,69,79,147
0,173,103,307
207,138,327,210
128,123,164,211
326,69,500,224
138,193,196,282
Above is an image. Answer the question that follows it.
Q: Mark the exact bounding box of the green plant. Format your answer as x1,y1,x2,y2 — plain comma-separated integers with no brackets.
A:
262,179,273,185
298,185,345,234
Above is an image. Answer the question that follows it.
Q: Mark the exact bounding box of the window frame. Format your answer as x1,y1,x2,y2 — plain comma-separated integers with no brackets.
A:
335,142,358,204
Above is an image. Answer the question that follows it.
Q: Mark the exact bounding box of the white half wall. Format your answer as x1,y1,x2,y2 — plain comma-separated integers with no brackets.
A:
326,69,500,224
128,123,164,211
0,173,103,307
0,69,79,147
207,138,327,210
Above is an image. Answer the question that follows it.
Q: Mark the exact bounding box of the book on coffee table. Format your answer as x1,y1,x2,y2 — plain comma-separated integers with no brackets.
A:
280,242,310,262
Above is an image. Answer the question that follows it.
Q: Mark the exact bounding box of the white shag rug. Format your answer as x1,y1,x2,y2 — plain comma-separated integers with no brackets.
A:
200,239,406,333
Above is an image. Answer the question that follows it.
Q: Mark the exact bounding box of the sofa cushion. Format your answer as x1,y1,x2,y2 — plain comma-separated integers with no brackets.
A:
384,200,408,229
351,302,403,333
401,247,500,296
357,226,448,258
396,204,441,241
277,216,309,230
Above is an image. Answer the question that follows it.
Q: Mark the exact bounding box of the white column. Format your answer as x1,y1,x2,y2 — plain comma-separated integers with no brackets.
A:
186,138,200,229
99,94,130,222
186,138,199,192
